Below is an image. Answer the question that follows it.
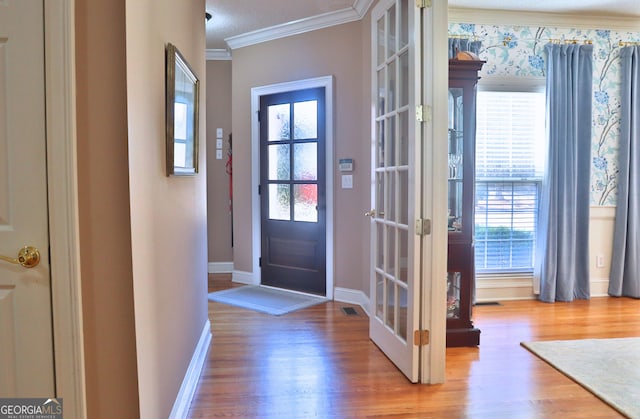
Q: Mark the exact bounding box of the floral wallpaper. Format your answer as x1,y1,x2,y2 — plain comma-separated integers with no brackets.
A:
449,22,640,206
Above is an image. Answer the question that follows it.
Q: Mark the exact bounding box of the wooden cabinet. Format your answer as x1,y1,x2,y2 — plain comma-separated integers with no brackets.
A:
446,58,484,347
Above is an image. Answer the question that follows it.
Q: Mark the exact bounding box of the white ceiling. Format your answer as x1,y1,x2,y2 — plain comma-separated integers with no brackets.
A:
205,0,640,50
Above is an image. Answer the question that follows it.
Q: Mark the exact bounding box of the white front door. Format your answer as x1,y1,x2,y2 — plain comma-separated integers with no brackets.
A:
368,0,422,382
0,0,55,396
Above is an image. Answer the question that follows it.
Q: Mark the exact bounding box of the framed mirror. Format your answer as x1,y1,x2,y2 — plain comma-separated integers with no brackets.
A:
166,42,200,176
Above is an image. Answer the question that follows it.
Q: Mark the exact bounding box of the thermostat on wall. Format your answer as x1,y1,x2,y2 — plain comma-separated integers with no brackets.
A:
339,158,354,172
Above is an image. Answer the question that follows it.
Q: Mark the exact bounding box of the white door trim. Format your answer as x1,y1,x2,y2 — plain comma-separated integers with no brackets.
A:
250,76,335,299
420,1,448,384
44,0,87,416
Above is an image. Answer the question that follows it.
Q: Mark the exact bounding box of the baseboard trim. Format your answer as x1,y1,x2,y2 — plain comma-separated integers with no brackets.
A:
334,287,370,317
208,262,234,273
232,270,258,285
169,320,212,419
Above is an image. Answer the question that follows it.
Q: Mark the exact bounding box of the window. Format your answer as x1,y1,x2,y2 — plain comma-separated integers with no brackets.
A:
474,88,545,273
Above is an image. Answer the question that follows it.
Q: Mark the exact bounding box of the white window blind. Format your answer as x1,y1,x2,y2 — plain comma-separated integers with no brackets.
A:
475,90,545,273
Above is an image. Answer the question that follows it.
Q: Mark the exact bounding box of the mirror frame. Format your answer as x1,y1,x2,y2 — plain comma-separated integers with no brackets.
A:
165,42,200,176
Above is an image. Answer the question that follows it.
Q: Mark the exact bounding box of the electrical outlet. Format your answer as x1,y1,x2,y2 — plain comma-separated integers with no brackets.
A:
596,255,605,268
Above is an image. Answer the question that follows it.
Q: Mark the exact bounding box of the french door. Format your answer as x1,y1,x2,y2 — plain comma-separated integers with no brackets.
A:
369,0,422,382
369,0,447,384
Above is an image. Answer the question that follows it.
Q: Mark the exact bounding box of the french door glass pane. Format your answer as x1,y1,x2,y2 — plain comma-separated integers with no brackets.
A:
376,223,384,270
386,115,396,167
268,184,290,220
377,17,385,66
399,0,408,48
385,279,396,328
399,51,409,107
398,169,408,225
386,171,396,221
377,120,385,167
398,285,408,340
387,4,396,58
293,143,317,180
398,228,408,283
268,144,290,180
268,104,290,141
293,184,317,222
376,172,384,216
376,273,384,318
377,69,385,117
387,225,396,276
398,111,408,165
293,100,317,140
387,59,396,111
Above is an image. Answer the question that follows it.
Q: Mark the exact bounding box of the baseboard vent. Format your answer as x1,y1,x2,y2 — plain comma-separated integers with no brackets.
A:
341,306,360,316
475,301,501,306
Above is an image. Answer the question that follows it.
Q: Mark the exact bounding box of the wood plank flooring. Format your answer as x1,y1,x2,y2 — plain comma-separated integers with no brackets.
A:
188,274,640,418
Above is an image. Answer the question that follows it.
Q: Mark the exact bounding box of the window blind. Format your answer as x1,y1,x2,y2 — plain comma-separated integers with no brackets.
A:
475,91,545,273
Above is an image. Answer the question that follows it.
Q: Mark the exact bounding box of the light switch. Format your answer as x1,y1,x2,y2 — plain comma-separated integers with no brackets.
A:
216,149,223,160
341,174,353,189
216,139,223,149
216,128,223,138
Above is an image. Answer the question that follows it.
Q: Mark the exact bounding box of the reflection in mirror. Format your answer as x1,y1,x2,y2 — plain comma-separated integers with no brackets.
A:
166,43,199,176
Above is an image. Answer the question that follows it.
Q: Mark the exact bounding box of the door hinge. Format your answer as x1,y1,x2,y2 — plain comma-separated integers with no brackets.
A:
414,330,430,346
259,257,262,267
415,218,431,236
416,105,431,123
416,0,431,8
258,184,261,195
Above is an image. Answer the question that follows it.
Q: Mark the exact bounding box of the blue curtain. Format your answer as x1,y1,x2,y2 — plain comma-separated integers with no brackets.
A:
534,43,593,302
609,46,640,298
448,38,481,59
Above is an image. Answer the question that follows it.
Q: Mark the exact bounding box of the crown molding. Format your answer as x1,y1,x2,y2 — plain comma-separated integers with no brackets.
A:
225,0,376,50
449,7,640,31
205,48,232,61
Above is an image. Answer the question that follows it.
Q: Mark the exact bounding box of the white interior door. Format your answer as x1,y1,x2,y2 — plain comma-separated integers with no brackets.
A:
369,0,423,383
0,0,55,397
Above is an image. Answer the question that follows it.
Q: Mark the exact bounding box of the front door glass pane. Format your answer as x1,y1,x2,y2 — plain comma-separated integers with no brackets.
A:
268,144,290,180
268,104,290,141
294,184,317,222
269,184,290,220
293,143,317,180
293,100,317,140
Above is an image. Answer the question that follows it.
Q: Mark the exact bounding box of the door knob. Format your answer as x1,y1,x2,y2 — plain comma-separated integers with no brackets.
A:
364,209,376,217
0,246,41,268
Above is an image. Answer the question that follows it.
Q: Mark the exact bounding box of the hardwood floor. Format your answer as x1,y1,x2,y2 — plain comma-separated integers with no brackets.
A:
188,274,640,418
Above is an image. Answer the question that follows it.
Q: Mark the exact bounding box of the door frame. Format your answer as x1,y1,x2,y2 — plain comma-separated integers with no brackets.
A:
419,1,449,384
44,0,87,416
250,76,334,299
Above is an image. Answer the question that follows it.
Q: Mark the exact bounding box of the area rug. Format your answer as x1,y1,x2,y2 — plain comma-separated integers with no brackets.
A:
208,285,327,316
521,337,640,418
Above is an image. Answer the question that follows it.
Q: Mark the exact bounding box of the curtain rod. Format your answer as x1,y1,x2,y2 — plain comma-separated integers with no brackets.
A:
547,39,593,45
448,34,592,45
619,41,640,46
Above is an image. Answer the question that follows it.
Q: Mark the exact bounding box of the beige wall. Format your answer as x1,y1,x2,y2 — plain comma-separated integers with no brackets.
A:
125,0,208,418
230,21,372,292
75,0,140,417
76,0,208,417
206,61,234,263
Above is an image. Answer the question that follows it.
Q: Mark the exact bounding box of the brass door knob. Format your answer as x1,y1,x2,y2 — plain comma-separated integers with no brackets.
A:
364,209,376,217
0,246,41,268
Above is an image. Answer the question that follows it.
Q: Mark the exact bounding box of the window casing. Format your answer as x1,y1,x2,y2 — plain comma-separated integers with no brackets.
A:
474,87,545,274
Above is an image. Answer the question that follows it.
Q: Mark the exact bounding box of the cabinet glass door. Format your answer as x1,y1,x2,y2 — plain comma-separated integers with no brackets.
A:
448,87,464,233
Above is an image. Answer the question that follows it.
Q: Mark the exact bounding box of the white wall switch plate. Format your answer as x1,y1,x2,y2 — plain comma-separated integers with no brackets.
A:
216,139,223,149
216,149,223,160
216,128,223,138
341,174,353,189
